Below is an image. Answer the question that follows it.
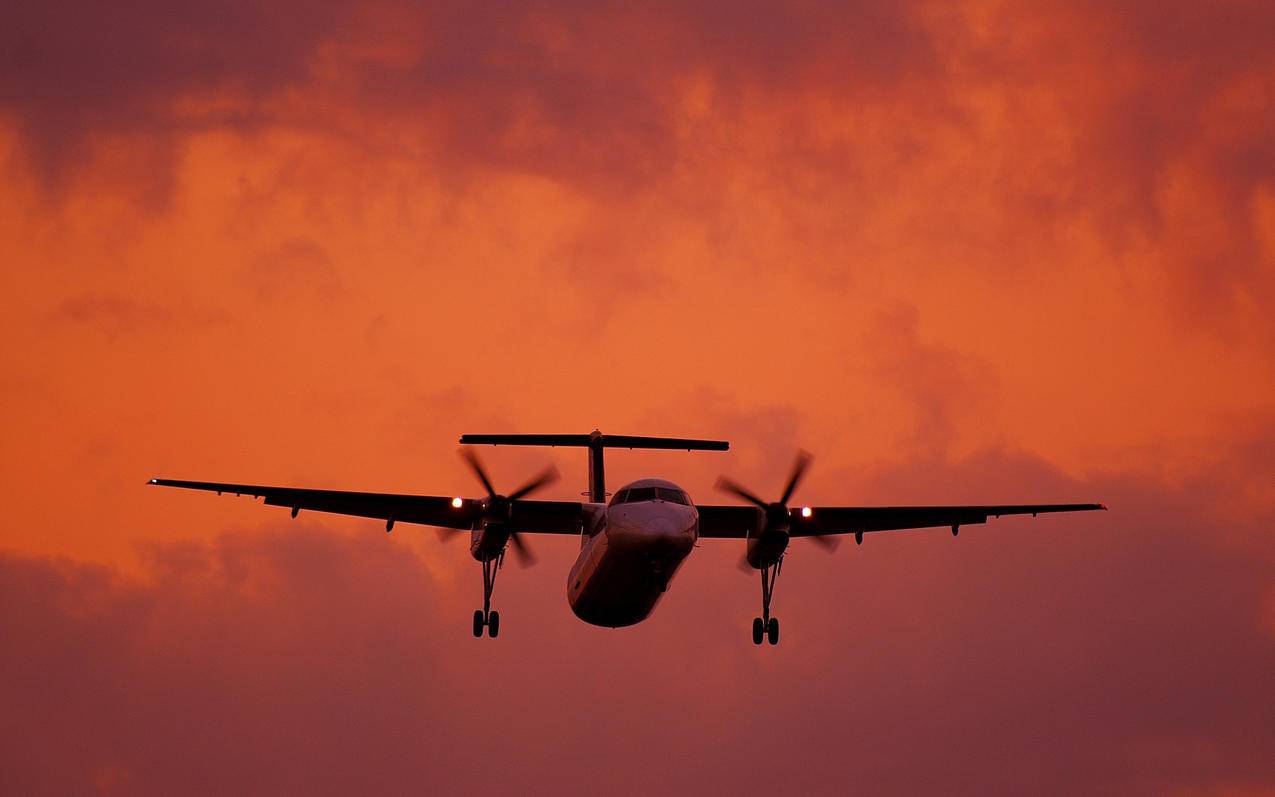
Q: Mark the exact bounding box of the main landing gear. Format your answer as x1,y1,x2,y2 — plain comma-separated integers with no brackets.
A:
752,558,781,646
473,553,502,638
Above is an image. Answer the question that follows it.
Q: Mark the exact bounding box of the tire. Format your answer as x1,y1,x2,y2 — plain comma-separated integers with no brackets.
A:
752,617,764,645
472,609,485,638
767,617,780,646
488,610,501,638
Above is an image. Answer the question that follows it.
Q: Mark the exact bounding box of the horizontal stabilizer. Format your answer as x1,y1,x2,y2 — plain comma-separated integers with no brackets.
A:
460,433,728,451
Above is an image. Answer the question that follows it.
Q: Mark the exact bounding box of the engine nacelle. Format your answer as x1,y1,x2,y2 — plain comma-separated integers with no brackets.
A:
470,521,511,561
745,527,790,569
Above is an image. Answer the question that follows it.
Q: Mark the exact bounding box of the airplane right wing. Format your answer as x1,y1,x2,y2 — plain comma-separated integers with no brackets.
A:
697,502,1106,539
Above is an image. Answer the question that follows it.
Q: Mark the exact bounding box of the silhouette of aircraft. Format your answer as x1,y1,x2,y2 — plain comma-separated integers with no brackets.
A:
150,431,1105,645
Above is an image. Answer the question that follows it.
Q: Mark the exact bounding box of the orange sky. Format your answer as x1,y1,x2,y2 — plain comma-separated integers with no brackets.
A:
2,1,1273,794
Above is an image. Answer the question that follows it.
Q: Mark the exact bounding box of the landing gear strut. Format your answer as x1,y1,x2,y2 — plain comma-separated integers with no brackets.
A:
752,558,781,646
472,552,503,638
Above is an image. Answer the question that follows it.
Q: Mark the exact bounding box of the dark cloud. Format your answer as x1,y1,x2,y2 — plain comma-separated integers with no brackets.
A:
338,1,937,195
2,1,936,194
2,448,1271,795
0,1,353,185
47,293,224,339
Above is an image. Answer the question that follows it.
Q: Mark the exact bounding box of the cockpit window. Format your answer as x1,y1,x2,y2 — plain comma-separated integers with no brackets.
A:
613,486,689,505
625,487,658,503
657,487,689,505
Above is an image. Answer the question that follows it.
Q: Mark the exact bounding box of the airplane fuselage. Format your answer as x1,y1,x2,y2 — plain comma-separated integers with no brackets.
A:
567,478,698,627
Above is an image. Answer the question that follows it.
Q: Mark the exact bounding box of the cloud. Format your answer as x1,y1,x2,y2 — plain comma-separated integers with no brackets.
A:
0,1,941,199
46,293,224,340
48,294,174,337
2,447,1271,796
3,7,1274,791
6,0,1273,331
245,238,344,302
866,303,996,456
0,1,352,182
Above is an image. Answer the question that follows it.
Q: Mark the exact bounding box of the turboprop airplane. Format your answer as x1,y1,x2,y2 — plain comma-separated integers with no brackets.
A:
149,430,1106,645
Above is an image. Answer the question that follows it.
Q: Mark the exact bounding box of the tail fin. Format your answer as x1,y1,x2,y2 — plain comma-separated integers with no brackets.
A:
459,430,729,502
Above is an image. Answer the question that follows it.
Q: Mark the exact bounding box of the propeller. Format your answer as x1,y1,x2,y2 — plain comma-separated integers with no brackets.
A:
454,448,558,567
716,450,839,563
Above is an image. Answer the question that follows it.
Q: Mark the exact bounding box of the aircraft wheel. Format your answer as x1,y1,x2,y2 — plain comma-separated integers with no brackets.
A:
472,610,485,638
752,617,764,645
767,617,780,646
488,610,500,638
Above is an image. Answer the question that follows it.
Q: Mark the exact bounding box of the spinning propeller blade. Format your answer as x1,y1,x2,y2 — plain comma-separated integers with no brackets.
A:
508,532,537,568
717,450,837,555
779,450,811,506
460,448,497,496
715,476,769,508
454,449,557,565
508,466,559,501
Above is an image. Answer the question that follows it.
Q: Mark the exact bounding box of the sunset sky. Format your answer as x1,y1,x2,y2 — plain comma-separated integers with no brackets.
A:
2,1,1273,794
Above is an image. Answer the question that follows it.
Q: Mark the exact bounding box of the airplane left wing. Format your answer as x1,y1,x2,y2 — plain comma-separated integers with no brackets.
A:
697,502,1106,538
147,478,587,534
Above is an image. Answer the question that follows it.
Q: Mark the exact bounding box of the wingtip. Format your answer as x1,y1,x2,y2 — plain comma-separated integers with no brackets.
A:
1098,502,1108,511
147,477,159,485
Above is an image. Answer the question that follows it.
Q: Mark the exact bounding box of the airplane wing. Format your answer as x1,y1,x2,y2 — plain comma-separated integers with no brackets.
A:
147,478,587,534
697,502,1106,538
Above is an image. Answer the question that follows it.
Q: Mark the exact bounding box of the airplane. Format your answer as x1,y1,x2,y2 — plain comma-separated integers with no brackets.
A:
149,430,1106,645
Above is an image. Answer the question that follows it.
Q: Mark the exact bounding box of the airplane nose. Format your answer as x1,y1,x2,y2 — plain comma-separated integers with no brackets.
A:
635,511,694,537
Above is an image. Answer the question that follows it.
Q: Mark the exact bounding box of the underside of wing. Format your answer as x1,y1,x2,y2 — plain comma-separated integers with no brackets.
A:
148,478,587,534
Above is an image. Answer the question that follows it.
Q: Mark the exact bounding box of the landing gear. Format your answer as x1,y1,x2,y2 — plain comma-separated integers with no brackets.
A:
751,616,780,646
473,553,504,638
472,609,501,638
752,558,782,646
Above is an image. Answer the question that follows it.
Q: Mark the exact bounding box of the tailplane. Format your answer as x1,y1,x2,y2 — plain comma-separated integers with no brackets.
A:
459,430,729,502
